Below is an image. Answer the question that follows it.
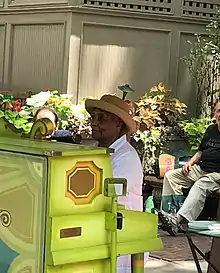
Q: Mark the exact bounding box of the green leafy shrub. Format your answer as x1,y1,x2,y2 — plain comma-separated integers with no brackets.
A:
133,82,187,175
179,118,214,153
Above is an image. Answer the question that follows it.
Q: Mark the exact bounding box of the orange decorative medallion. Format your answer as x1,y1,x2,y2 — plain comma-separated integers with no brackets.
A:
66,161,102,204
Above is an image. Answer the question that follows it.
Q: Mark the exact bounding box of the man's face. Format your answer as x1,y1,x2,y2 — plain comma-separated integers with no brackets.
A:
214,102,220,126
89,108,123,143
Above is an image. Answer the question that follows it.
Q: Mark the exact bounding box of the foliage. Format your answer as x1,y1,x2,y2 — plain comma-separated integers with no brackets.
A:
0,90,92,136
26,90,92,136
68,100,92,137
182,8,220,117
0,94,32,133
179,118,214,153
46,92,76,129
133,82,187,175
26,90,74,129
133,127,166,174
135,82,187,130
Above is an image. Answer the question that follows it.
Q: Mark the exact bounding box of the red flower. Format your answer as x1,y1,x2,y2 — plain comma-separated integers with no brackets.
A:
14,106,22,112
5,103,13,110
13,100,20,107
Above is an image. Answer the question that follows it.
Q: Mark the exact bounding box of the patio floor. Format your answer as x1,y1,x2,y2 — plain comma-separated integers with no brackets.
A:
150,230,212,261
145,258,207,273
145,230,210,272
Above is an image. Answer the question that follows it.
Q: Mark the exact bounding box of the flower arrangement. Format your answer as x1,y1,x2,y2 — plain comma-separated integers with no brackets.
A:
26,90,91,138
0,94,32,133
27,90,76,129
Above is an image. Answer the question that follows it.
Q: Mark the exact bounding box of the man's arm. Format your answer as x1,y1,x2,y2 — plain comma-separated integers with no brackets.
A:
188,151,202,165
182,124,213,175
182,151,202,175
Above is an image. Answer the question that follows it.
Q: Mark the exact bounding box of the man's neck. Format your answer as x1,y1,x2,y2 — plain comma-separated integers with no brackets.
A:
99,134,124,148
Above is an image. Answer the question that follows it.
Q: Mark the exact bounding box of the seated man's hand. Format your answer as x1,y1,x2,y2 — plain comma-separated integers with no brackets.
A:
182,161,193,175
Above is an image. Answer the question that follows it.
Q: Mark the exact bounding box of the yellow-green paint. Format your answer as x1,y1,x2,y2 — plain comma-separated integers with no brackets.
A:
46,210,161,266
0,117,162,273
0,136,109,157
47,259,111,273
0,151,47,272
49,155,113,217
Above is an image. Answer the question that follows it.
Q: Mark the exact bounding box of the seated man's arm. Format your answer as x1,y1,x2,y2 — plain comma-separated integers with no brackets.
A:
182,125,212,175
188,151,202,165
182,150,202,175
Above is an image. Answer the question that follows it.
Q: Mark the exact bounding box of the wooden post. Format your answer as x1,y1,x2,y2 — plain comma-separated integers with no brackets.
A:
207,198,220,273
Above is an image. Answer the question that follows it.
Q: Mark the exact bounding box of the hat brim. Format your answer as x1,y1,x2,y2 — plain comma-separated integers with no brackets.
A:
85,99,137,133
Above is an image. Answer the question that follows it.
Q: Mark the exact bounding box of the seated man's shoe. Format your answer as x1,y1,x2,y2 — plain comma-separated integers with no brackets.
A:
157,210,178,236
178,222,188,233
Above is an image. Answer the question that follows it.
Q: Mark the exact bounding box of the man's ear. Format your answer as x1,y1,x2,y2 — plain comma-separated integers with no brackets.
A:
116,118,123,128
119,122,127,135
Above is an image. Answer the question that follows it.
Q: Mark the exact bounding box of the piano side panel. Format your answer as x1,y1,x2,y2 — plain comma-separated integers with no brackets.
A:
0,151,47,273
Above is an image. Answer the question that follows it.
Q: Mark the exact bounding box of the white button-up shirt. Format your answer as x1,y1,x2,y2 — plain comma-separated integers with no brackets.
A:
109,134,143,211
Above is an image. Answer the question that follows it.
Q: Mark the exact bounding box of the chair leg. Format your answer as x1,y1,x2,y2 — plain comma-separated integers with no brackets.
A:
187,235,220,273
187,235,203,273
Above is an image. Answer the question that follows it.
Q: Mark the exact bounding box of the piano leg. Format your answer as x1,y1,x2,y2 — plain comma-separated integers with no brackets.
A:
131,253,144,273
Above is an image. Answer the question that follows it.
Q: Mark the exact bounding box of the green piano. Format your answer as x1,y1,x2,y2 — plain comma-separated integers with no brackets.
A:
0,117,162,273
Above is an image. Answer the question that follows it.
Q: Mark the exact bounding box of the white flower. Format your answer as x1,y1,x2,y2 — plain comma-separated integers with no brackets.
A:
60,94,73,100
26,91,51,107
72,104,89,120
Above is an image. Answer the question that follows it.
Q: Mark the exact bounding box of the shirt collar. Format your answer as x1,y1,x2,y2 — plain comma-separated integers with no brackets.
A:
109,134,127,153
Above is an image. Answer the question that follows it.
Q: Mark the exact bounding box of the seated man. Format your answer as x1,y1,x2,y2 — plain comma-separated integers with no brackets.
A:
158,101,220,236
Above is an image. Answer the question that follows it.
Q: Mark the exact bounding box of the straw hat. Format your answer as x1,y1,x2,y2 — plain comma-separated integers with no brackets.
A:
85,95,137,133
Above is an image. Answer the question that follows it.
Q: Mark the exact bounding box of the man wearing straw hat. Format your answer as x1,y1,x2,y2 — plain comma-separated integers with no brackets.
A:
85,94,146,273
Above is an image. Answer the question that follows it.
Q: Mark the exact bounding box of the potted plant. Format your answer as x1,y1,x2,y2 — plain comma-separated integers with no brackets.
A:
132,82,188,175
0,93,33,136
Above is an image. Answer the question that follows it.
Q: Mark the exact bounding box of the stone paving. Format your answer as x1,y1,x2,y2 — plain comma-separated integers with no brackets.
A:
151,230,212,261
145,258,207,273
143,230,210,272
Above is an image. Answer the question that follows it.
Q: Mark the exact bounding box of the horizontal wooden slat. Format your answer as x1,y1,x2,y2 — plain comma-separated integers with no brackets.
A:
8,0,68,6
